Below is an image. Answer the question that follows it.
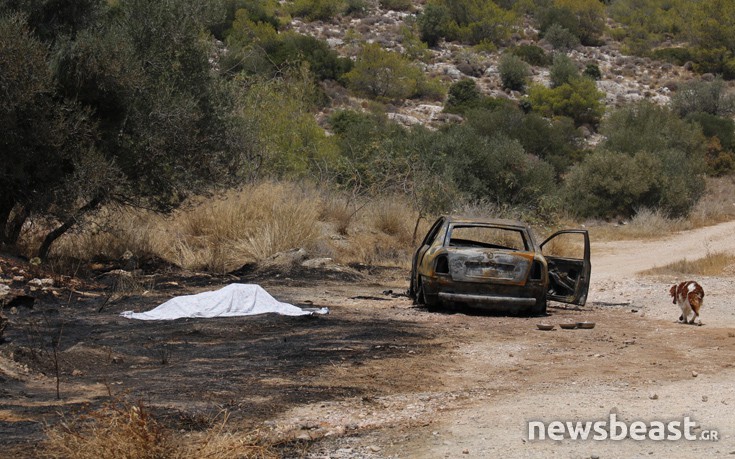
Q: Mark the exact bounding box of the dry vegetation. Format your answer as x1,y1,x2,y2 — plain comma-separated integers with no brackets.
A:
41,402,278,459
27,176,735,275
641,251,735,277
42,182,425,273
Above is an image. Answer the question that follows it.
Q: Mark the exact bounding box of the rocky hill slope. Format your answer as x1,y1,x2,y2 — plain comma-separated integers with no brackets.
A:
290,6,699,136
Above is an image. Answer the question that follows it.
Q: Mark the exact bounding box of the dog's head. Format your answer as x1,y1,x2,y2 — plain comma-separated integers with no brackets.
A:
669,284,678,304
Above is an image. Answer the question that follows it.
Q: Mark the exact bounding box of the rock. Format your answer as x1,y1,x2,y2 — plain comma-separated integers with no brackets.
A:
702,395,708,402
0,284,10,299
28,278,54,288
368,445,381,452
649,393,658,400
301,258,335,269
72,369,84,377
692,371,699,377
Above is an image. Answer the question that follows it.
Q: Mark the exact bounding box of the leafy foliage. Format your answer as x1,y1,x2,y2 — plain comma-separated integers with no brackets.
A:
419,0,517,46
543,23,580,51
670,78,735,118
345,43,443,100
566,102,708,218
499,53,530,91
528,77,604,126
290,0,345,21
565,149,705,218
549,53,579,88
510,44,551,66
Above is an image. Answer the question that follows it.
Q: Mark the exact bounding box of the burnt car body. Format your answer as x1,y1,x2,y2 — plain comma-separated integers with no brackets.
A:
408,216,590,315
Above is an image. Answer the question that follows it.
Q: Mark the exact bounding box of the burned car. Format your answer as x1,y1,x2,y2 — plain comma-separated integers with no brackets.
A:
408,216,590,315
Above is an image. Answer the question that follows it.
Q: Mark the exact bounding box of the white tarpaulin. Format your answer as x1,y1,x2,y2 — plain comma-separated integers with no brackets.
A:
120,283,328,320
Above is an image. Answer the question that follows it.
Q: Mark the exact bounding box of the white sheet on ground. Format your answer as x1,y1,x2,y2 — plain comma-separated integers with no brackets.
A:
120,283,328,320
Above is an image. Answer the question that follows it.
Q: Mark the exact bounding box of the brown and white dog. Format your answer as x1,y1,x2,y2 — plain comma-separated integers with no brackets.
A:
669,281,705,325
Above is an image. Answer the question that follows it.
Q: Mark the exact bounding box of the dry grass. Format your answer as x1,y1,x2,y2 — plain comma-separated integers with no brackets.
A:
22,175,735,273
42,182,427,273
41,402,279,459
538,230,586,258
641,251,735,277
164,182,322,273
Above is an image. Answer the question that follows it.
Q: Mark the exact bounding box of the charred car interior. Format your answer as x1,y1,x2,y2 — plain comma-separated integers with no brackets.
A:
409,216,590,315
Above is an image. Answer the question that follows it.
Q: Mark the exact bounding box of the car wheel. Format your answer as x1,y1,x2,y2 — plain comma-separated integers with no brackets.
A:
531,295,547,316
417,277,439,311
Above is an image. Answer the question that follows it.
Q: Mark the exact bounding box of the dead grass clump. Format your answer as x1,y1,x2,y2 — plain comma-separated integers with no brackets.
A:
42,402,171,459
689,176,735,226
333,231,413,268
41,403,279,459
319,196,363,235
588,208,690,241
641,251,735,277
370,197,415,245
165,182,322,272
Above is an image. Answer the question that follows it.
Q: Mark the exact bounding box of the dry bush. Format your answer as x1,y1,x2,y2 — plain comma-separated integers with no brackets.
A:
163,182,322,273
319,195,363,235
369,197,415,245
641,251,735,277
689,175,735,226
590,208,690,241
333,231,413,267
42,402,172,459
41,403,278,459
176,417,278,459
51,208,168,263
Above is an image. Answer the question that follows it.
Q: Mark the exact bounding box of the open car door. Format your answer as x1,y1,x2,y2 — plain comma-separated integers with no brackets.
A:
540,230,591,306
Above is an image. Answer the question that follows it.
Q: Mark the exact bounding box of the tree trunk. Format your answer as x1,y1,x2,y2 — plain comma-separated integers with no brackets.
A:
6,206,29,247
37,196,102,260
0,196,15,245
411,212,424,246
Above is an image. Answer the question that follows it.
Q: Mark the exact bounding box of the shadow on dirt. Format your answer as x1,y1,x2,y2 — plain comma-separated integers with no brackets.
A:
1,276,433,445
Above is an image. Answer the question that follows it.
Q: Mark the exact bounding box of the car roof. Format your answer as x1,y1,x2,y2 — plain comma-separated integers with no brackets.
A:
443,215,531,229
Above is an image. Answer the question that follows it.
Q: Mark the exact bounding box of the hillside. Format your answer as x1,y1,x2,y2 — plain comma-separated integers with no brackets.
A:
291,7,694,133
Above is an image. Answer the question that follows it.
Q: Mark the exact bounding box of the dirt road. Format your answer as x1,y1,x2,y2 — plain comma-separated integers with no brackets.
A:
286,221,735,458
1,222,734,458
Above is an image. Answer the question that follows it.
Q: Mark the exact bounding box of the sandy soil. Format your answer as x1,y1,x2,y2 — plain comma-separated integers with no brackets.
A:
1,221,734,458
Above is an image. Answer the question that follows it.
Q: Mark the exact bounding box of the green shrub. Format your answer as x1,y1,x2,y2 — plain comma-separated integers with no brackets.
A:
418,3,450,47
528,78,604,126
445,79,481,112
601,102,707,157
686,112,735,151
510,44,551,66
564,149,705,218
543,23,580,51
549,53,579,88
379,0,413,12
345,43,427,100
583,63,601,80
420,0,516,46
439,126,557,209
465,107,582,175
499,53,530,92
650,47,693,66
670,78,735,117
268,33,353,81
345,0,369,16
290,0,344,21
